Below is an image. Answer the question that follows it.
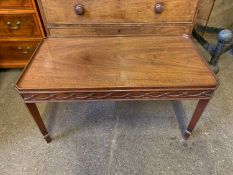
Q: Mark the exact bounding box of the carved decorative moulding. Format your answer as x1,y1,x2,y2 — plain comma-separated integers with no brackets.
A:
20,90,214,102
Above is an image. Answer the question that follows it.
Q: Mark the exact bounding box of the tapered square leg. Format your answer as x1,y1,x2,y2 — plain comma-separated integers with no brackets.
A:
184,99,210,139
25,103,52,143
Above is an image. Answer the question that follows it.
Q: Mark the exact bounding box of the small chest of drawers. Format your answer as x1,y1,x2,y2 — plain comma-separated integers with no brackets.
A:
39,0,198,37
16,0,219,143
0,0,44,68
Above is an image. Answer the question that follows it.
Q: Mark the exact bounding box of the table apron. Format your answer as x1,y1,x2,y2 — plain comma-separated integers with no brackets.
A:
19,90,214,103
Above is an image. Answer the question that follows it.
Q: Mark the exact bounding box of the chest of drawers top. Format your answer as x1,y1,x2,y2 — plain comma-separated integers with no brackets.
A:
38,0,199,37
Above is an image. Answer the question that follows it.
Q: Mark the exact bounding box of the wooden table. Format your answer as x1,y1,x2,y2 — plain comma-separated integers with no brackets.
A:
16,36,218,143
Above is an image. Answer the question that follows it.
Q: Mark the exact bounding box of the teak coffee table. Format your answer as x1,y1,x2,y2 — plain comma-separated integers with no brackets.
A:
16,36,218,143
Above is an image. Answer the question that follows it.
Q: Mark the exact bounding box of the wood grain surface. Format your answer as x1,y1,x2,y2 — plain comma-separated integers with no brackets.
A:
17,36,218,91
0,13,42,38
0,0,45,68
40,0,198,24
48,23,191,37
0,0,33,9
0,40,39,68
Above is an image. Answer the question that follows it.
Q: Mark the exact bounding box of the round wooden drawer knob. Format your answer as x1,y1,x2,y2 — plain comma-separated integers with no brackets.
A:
75,4,85,15
154,3,164,14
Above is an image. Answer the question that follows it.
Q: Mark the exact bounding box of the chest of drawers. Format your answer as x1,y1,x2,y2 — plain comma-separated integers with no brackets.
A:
16,0,219,143
39,0,198,37
0,0,44,68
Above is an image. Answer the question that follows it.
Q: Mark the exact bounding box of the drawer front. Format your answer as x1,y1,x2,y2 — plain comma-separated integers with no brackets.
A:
0,40,39,64
0,14,42,38
0,0,33,9
41,0,198,24
48,24,191,37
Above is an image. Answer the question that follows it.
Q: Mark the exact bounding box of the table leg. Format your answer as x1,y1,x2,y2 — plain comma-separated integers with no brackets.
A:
25,103,52,143
184,99,210,139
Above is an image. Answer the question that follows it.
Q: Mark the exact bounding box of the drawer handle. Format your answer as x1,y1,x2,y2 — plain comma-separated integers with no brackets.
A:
17,46,32,54
75,4,85,15
7,21,21,30
154,3,164,14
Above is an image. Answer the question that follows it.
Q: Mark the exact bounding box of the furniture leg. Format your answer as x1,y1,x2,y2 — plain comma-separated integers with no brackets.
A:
184,99,210,139
25,103,52,143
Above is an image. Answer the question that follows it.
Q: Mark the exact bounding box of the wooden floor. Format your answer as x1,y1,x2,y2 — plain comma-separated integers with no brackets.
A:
17,36,218,91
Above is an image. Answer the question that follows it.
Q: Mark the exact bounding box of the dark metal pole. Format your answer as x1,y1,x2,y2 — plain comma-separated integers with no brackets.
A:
209,29,233,74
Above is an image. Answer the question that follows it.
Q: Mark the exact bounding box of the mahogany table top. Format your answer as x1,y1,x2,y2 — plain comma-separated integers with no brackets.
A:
16,36,218,92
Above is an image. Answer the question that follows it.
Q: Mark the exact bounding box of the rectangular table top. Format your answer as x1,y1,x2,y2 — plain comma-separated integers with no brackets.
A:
17,36,218,92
